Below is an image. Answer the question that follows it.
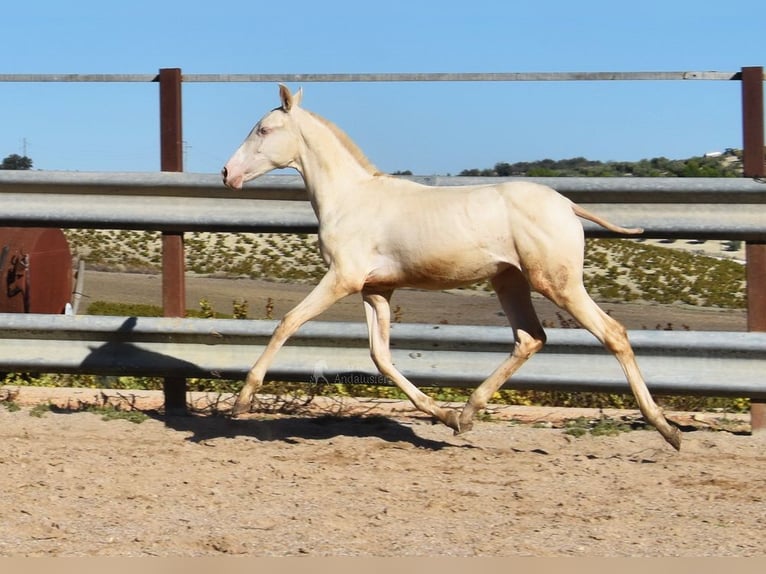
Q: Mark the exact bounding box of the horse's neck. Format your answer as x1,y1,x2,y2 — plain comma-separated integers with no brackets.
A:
294,111,377,215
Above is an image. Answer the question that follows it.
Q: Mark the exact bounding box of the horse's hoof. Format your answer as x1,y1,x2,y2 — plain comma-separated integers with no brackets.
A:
453,415,473,436
662,425,682,451
453,406,475,435
441,409,463,434
230,400,251,418
454,421,474,435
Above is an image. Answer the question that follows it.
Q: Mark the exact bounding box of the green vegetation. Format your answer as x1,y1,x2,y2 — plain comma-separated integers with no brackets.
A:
89,403,149,423
563,415,634,438
2,400,20,412
29,402,52,417
458,149,742,178
87,296,251,319
1,153,33,170
584,239,745,308
87,301,164,317
0,390,149,423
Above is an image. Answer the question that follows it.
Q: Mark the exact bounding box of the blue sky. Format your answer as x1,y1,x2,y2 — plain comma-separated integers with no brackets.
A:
1,0,763,175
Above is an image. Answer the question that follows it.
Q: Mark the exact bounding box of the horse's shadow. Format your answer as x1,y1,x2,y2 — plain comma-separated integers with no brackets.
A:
152,411,470,451
73,316,473,451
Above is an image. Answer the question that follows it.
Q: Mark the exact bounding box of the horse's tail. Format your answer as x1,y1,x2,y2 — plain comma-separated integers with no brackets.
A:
571,203,643,235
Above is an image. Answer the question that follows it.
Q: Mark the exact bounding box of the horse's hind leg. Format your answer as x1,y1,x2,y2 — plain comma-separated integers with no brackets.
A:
538,278,681,450
458,267,546,433
363,289,461,431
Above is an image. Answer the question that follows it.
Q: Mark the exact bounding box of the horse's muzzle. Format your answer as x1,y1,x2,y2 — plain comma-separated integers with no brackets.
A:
221,167,245,190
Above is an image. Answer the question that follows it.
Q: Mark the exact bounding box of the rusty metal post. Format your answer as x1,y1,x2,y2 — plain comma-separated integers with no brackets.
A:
742,66,766,434
158,68,187,414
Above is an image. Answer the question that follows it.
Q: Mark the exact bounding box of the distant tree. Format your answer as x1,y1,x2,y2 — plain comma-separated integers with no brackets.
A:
527,167,560,177
493,162,514,176
1,154,33,170
391,170,413,176
458,152,741,179
458,168,495,176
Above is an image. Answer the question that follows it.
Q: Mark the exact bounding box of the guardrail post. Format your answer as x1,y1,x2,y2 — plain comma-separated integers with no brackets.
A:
742,66,765,434
159,67,187,414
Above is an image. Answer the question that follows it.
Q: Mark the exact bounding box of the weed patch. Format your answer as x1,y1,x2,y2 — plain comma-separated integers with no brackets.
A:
564,415,635,438
86,404,149,424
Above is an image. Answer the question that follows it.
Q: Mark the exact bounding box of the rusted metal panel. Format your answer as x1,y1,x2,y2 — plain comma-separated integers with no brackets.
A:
0,228,72,314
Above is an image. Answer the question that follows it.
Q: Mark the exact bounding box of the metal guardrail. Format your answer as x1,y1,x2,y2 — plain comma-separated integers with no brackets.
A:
2,170,766,239
1,314,765,399
3,170,766,200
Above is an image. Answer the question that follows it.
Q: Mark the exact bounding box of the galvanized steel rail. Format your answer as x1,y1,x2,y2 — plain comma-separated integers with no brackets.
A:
2,170,766,239
1,314,764,399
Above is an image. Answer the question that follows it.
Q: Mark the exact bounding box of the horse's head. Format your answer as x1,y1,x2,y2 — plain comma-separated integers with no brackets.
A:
222,84,303,190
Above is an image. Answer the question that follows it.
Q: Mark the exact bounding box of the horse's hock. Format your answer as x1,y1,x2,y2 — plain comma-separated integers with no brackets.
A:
0,227,73,314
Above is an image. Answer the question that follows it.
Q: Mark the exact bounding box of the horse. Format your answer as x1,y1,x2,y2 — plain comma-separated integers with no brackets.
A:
222,84,681,450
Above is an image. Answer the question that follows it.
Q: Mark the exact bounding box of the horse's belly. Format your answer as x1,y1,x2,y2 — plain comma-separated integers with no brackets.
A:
364,251,510,290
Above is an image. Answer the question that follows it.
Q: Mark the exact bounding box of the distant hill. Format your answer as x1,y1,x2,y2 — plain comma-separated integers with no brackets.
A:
458,148,743,178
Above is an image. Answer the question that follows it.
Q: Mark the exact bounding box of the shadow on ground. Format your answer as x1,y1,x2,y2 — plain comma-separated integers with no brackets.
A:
153,411,468,451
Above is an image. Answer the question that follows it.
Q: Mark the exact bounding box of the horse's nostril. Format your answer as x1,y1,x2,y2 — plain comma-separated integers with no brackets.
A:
221,166,228,180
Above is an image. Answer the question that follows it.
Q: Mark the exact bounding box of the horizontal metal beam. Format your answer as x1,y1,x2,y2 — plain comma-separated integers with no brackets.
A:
438,175,766,204
0,171,306,200
0,74,159,82
2,171,766,238
4,170,765,203
0,191,317,234
0,71,749,83
181,72,746,83
0,314,764,398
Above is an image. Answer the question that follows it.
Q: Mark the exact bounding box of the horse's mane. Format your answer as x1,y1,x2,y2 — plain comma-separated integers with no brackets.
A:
305,110,385,177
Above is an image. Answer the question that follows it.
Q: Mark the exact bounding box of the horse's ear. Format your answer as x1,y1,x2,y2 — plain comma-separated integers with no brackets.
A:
278,83,302,111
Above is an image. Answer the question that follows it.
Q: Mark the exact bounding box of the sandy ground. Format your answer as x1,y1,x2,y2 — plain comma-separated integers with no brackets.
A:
0,387,763,557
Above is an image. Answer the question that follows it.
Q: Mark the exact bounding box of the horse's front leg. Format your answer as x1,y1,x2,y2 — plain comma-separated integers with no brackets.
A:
232,270,355,416
363,289,461,432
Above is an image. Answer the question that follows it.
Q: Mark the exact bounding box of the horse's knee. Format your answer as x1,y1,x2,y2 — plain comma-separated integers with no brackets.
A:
603,322,632,356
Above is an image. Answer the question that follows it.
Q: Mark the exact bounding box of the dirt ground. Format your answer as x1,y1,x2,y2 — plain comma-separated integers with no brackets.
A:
0,386,763,558
1,271,761,557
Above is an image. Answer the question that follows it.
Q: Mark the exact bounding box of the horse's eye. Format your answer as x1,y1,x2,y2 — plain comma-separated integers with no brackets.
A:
257,126,270,136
